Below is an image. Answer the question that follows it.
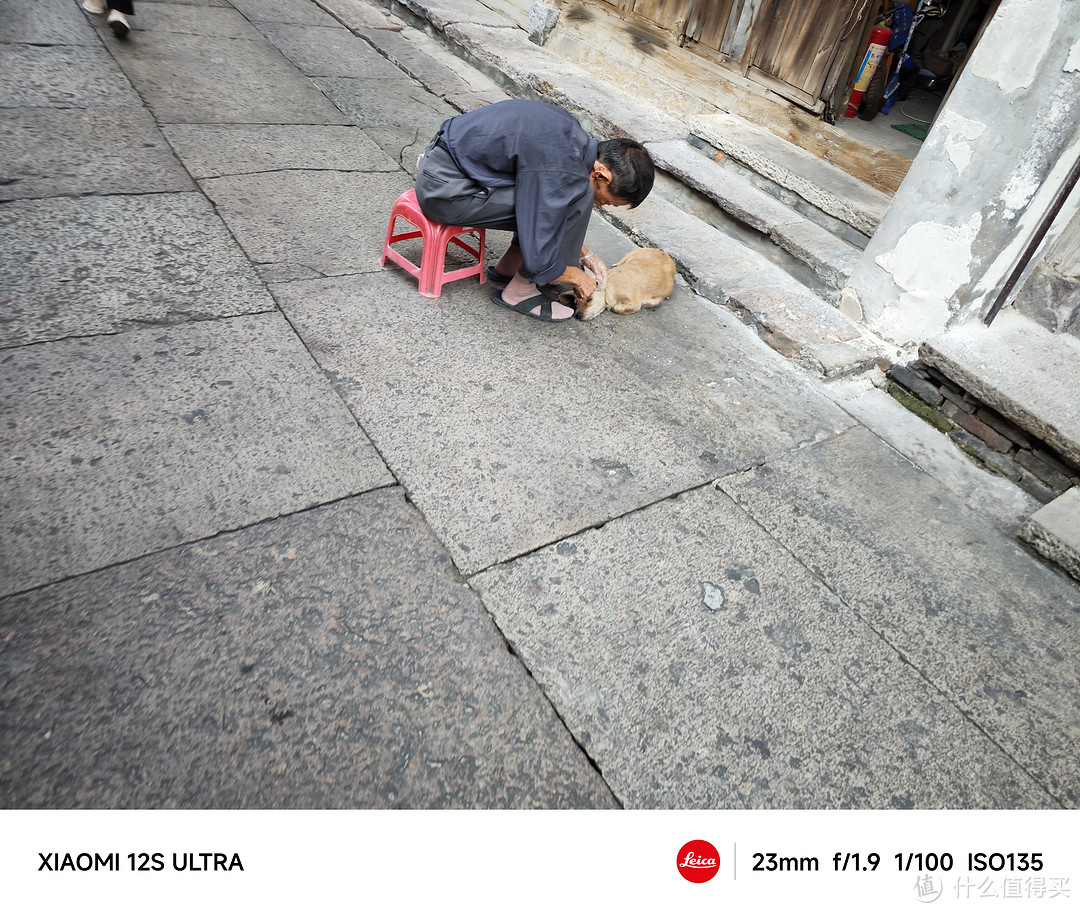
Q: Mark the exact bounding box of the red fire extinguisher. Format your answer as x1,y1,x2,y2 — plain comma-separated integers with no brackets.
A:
845,25,893,117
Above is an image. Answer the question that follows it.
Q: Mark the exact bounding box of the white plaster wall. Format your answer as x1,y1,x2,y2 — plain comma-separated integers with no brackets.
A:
844,0,1080,345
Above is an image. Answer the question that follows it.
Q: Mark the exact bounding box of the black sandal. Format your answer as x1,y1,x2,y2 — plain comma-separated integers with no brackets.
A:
490,290,572,322
485,266,513,284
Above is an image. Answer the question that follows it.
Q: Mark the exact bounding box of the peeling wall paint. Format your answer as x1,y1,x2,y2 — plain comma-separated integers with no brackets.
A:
876,214,983,320
969,0,1060,93
940,110,986,177
1000,82,1077,219
849,0,1080,343
1066,41,1080,72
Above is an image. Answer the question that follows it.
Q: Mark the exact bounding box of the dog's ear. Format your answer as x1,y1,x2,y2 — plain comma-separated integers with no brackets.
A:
557,290,577,307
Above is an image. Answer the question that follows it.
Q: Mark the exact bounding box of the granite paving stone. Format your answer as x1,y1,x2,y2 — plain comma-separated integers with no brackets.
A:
199,170,413,280
230,0,342,26
356,19,510,108
315,0,406,31
0,107,195,201
578,220,856,468
314,76,457,129
273,270,719,574
123,2,264,38
0,491,615,808
162,123,400,178
397,0,516,30
362,125,437,174
830,387,1038,533
358,26,475,98
139,0,231,6
719,426,1080,806
0,45,141,109
254,21,404,77
106,31,352,125
0,313,392,596
470,485,1051,808
0,0,100,45
0,193,274,347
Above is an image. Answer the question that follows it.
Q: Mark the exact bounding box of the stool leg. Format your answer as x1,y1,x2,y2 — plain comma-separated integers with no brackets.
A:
417,232,438,297
379,214,395,266
419,224,453,298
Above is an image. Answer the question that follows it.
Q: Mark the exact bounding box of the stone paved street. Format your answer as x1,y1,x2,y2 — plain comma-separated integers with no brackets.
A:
2,0,1078,809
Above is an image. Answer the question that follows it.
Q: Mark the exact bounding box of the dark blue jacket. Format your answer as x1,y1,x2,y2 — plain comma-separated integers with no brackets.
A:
439,100,599,286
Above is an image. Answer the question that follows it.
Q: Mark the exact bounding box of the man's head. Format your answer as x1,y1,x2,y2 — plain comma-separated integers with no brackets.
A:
594,138,655,208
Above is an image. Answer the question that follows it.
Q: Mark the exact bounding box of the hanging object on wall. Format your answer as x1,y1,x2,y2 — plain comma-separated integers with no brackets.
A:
845,25,893,117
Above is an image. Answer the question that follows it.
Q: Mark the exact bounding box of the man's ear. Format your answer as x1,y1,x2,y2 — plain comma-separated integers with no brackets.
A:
591,162,613,185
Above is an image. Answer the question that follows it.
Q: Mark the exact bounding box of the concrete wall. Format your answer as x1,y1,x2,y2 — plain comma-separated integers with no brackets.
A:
842,0,1080,346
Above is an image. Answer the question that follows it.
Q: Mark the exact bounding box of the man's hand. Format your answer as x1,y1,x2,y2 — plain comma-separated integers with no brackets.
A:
555,265,596,303
569,266,597,303
580,249,608,288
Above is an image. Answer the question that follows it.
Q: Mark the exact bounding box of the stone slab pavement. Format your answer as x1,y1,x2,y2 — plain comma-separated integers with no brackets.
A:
2,0,1078,810
1,490,614,807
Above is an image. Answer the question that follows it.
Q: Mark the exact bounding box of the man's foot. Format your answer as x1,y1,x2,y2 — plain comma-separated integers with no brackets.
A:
107,9,130,37
491,291,574,322
81,0,106,13
495,273,574,321
485,265,513,285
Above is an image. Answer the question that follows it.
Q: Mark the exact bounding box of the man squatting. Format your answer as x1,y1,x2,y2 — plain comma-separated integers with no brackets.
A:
414,99,656,323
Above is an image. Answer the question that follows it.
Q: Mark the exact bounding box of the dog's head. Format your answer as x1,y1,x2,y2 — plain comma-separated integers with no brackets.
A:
557,288,608,321
575,287,610,321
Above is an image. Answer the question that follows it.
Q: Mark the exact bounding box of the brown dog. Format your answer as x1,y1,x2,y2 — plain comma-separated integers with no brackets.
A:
574,248,676,321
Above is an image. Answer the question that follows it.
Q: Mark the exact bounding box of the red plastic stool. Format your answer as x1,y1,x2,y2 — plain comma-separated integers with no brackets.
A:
379,189,486,298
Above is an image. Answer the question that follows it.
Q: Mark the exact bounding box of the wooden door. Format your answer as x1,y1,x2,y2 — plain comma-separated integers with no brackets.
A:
626,0,737,52
744,0,862,110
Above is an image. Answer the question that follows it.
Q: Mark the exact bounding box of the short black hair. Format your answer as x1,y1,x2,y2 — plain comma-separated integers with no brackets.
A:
597,138,655,208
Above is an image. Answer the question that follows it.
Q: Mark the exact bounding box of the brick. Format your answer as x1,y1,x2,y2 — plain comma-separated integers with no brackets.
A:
924,365,966,396
950,430,1022,481
885,383,953,432
975,408,1034,449
887,364,943,407
940,385,976,413
950,410,1013,453
1033,447,1079,477
1015,449,1074,494
1016,467,1060,504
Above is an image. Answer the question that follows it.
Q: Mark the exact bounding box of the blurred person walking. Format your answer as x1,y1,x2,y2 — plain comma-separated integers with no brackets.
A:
81,0,134,38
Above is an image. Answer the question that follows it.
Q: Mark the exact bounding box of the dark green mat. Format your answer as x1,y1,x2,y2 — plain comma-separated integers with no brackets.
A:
892,123,929,140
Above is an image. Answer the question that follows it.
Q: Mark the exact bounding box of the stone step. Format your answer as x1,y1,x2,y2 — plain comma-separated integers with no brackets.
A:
602,192,885,377
920,308,1080,582
646,139,864,295
1022,488,1080,583
689,110,890,239
920,309,1080,469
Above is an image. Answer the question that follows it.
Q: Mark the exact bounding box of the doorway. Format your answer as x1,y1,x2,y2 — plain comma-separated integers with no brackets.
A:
834,0,1000,159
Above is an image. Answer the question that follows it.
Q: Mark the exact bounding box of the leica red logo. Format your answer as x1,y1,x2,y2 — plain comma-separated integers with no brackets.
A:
676,839,720,883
